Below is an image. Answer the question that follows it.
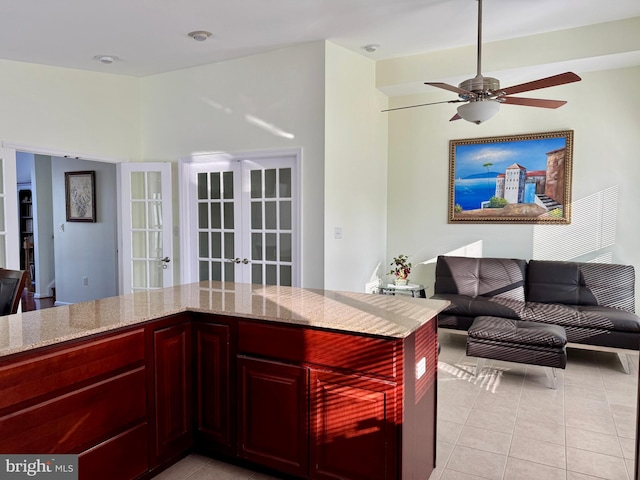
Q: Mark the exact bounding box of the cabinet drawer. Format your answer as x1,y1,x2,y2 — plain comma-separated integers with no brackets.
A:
0,328,144,411
78,423,148,480
238,321,398,378
0,367,146,453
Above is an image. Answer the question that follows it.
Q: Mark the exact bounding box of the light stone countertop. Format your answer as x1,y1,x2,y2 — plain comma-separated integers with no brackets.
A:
0,282,449,358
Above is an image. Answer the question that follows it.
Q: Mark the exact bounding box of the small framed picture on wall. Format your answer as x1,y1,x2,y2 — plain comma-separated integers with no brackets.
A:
65,171,97,222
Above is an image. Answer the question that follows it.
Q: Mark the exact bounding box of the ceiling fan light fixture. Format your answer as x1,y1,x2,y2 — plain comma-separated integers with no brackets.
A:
457,100,500,125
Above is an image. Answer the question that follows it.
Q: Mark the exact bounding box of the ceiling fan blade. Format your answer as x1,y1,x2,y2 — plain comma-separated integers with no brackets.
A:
425,82,475,97
500,72,581,96
501,97,567,109
382,99,464,113
450,113,462,121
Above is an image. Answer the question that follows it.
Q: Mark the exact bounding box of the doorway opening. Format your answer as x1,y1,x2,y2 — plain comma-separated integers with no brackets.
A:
14,150,119,307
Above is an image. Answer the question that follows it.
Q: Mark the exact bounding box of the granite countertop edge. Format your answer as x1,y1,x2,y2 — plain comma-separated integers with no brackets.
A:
0,283,449,358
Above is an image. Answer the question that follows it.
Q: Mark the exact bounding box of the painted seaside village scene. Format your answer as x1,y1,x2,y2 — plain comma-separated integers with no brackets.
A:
450,133,572,223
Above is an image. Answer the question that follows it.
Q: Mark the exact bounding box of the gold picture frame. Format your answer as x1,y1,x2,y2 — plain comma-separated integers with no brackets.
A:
449,130,574,224
65,171,97,222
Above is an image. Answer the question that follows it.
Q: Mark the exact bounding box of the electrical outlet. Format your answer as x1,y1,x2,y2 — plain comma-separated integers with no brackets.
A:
83,277,89,286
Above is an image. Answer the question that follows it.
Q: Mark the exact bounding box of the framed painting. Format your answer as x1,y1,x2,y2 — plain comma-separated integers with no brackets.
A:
449,130,574,224
65,171,96,222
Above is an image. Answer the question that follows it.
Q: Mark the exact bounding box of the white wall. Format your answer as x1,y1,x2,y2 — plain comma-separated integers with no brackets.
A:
140,42,327,288
51,158,118,304
0,60,140,160
324,43,389,292
3,24,639,302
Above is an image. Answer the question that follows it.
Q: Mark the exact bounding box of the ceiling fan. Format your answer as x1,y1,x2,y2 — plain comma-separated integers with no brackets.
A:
384,0,582,124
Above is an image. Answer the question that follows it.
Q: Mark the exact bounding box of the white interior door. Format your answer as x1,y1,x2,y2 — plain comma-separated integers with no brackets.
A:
0,148,19,269
182,149,299,286
118,162,173,293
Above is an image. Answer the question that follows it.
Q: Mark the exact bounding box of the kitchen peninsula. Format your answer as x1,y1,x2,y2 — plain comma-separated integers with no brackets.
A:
0,282,449,480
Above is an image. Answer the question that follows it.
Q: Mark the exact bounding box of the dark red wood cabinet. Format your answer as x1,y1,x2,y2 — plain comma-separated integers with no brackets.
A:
1,310,438,480
310,369,397,480
149,317,193,468
238,356,309,477
193,317,235,456
235,319,435,480
0,327,149,480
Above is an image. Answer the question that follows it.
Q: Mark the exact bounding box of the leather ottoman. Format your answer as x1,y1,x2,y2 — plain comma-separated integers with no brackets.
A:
467,316,567,388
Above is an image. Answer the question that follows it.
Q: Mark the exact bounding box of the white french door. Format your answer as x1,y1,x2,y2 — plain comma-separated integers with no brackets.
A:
0,148,19,269
118,162,173,293
182,150,299,286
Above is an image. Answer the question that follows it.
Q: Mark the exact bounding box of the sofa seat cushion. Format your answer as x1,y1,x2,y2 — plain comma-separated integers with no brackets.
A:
469,316,567,348
521,301,640,333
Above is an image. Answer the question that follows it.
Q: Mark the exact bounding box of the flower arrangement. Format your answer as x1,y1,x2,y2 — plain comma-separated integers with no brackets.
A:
389,254,412,281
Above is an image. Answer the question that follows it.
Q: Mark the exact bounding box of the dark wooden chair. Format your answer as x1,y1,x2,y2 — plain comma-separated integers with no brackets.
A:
0,269,28,315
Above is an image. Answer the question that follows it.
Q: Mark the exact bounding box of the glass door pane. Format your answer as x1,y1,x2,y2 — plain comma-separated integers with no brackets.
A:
130,171,165,290
196,166,240,282
245,165,294,286
186,151,298,287
119,162,173,294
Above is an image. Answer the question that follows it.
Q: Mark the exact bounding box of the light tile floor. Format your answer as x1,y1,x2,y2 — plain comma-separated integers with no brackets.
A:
155,331,639,480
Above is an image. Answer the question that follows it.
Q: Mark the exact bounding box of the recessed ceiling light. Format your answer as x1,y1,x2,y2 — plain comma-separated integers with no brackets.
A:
94,55,117,64
188,31,212,42
361,44,380,53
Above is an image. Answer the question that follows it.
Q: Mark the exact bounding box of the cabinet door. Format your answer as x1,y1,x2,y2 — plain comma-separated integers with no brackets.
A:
194,321,234,455
310,370,397,480
152,321,193,464
78,423,148,480
238,356,308,477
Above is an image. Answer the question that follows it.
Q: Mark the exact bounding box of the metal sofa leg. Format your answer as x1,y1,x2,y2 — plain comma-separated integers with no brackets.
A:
545,368,558,389
617,352,631,374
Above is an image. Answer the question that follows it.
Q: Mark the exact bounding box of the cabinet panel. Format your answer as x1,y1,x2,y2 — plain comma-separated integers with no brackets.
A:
238,321,397,378
78,423,148,480
310,370,397,480
238,356,308,477
0,367,146,454
194,321,235,454
0,328,144,411
152,321,193,463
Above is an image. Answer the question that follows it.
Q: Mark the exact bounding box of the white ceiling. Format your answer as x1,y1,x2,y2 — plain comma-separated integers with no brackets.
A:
1,0,639,78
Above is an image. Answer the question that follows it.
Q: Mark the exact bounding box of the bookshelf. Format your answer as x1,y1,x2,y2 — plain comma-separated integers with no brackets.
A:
19,189,35,291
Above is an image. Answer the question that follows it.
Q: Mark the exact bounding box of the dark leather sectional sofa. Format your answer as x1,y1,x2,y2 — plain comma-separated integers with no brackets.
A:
431,256,640,358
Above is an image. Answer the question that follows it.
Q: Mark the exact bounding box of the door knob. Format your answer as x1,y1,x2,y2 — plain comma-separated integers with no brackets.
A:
242,258,250,264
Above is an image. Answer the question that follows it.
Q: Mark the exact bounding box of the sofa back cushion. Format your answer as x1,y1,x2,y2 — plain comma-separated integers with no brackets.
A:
434,256,527,302
526,260,636,312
